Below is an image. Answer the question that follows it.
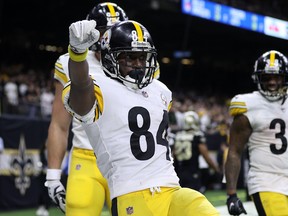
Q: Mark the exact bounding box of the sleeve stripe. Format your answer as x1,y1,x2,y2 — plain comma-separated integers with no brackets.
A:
168,100,172,111
229,100,247,116
229,107,247,116
62,80,100,123
93,80,104,114
55,68,69,84
230,101,246,106
62,82,71,103
55,62,64,71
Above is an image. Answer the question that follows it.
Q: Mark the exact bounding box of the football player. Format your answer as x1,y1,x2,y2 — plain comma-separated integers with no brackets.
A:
172,111,220,191
225,50,288,215
45,2,128,216
63,19,220,216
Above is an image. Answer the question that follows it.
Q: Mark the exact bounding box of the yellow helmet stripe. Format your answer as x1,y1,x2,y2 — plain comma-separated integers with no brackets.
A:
107,3,116,22
270,51,275,67
132,21,143,42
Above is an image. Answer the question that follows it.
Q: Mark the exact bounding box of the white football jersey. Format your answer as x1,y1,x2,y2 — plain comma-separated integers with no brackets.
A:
230,91,288,195
54,51,103,150
63,75,180,199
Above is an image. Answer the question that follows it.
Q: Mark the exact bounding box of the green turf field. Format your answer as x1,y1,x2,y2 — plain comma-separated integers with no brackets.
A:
0,189,246,216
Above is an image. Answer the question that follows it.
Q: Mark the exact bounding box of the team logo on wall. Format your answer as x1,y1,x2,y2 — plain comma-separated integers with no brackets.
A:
0,133,41,195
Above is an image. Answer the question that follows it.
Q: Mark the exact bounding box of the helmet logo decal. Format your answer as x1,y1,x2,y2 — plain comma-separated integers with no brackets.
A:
101,30,110,50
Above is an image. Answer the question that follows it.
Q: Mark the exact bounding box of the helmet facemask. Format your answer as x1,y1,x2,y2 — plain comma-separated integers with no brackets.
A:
253,73,287,101
114,50,157,89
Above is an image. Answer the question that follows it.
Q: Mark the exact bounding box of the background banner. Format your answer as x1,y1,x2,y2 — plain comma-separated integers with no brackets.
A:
0,115,50,210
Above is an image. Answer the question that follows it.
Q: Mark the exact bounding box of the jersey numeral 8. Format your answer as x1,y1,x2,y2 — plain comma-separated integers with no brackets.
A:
128,106,170,161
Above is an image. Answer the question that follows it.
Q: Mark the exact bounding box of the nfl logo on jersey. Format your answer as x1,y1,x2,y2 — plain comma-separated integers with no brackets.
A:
126,206,134,215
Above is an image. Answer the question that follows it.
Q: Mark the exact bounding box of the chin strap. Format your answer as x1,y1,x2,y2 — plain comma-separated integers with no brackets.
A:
128,69,145,87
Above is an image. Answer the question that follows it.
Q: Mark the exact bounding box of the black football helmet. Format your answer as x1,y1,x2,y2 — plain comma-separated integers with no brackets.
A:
252,50,288,101
100,20,157,90
86,2,128,51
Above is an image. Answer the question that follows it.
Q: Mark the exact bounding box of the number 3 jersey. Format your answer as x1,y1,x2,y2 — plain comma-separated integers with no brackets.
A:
63,75,180,200
229,91,288,196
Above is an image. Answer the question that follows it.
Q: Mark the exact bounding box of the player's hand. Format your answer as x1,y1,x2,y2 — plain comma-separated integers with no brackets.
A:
45,169,66,213
69,20,100,53
226,194,247,215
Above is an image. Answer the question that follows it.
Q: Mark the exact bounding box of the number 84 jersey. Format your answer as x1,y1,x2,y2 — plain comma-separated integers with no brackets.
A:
229,91,288,196
64,75,180,200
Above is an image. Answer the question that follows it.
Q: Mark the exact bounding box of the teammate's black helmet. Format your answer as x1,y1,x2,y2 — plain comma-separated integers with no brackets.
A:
100,20,157,90
86,2,128,33
252,50,288,101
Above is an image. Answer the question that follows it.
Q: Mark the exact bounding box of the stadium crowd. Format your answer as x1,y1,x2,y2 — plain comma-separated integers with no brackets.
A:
0,63,54,119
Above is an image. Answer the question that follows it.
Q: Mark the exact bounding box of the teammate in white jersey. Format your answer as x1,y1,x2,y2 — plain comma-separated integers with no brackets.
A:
63,19,219,216
225,50,288,216
45,3,128,215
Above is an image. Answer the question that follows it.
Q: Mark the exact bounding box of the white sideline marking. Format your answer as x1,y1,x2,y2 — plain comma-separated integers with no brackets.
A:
216,201,258,216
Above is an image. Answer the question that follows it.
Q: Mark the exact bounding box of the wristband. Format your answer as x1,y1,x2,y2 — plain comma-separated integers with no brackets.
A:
46,169,62,180
68,45,88,62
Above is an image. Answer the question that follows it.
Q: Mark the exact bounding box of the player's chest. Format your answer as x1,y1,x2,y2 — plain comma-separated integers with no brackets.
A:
100,83,169,126
251,102,288,131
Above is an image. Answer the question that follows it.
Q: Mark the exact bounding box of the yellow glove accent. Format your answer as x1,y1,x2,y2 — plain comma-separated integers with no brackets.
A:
68,45,88,62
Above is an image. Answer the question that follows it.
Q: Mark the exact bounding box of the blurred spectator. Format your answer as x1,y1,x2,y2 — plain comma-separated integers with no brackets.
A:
22,82,40,118
40,86,54,119
168,99,184,132
18,74,29,101
3,75,19,114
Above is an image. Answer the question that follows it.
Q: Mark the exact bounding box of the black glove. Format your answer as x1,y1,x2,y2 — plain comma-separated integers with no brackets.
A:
226,194,247,215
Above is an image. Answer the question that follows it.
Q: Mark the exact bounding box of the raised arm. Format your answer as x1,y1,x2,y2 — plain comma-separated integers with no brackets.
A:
67,20,100,116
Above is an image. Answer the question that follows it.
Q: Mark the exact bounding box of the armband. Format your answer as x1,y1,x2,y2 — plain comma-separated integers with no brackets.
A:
46,169,62,180
68,45,88,62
